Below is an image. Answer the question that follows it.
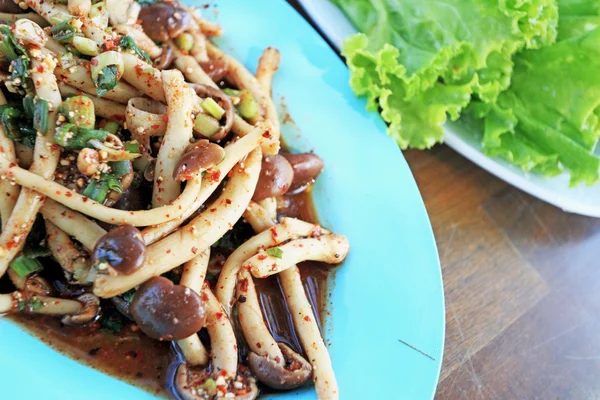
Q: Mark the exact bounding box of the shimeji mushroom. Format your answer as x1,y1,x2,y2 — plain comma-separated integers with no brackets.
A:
175,285,258,399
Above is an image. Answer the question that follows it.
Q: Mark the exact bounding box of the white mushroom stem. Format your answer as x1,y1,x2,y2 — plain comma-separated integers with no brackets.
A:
255,47,280,96
45,220,91,284
140,122,269,245
243,202,275,233
40,200,106,250
0,293,15,313
206,42,280,155
0,90,20,230
0,292,82,316
236,269,284,364
245,234,349,278
204,286,237,378
280,266,338,399
244,202,341,399
216,218,325,314
256,197,277,222
177,249,211,366
94,147,262,298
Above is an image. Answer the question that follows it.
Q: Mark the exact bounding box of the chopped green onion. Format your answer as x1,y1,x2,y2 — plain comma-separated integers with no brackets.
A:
109,160,131,177
88,139,140,160
0,106,21,138
18,127,37,148
9,255,43,278
89,2,109,29
70,128,108,149
201,97,225,120
197,379,217,396
61,96,96,128
53,123,78,147
34,99,49,134
174,32,194,52
193,112,220,138
83,179,109,203
223,88,241,97
72,36,99,56
265,247,283,259
50,20,76,44
105,177,123,193
91,51,124,97
119,35,151,64
48,12,73,26
0,25,26,61
124,140,140,154
10,56,30,84
102,121,120,134
237,90,259,120
22,94,34,118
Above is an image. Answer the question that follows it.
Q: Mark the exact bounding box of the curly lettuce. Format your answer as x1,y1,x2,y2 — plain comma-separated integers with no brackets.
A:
475,1,600,185
334,0,558,149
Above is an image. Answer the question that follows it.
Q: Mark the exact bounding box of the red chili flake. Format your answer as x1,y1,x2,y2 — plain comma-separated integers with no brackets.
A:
66,192,72,197
151,124,160,129
215,312,223,320
218,370,228,377
270,227,278,241
162,114,169,122
56,190,62,195
156,197,162,202
209,208,216,212
239,278,249,292
6,240,17,250
201,292,209,301
134,64,143,77
304,315,311,322
0,146,4,152
271,263,277,270
90,58,98,66
36,65,44,73
209,170,221,183
82,197,88,202
274,356,281,364
191,246,198,254
166,249,171,254
225,199,232,205
257,254,267,261
262,130,272,138
8,162,16,168
256,342,262,349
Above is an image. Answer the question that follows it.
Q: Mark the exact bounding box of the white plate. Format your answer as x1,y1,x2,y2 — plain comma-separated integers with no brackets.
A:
298,0,600,217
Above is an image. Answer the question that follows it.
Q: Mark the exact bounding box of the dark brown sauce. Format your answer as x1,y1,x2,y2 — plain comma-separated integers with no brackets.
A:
1,190,333,399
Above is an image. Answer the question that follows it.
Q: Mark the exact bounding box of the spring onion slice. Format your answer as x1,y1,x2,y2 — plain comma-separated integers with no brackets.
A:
201,97,225,120
10,255,43,278
83,179,109,203
33,99,49,134
193,113,220,138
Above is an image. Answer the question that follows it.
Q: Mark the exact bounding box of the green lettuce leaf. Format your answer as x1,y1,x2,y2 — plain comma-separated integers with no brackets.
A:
335,0,558,149
478,8,600,186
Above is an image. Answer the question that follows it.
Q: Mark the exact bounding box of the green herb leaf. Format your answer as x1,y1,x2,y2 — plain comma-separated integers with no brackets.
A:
266,247,283,259
100,314,124,334
0,25,27,61
0,106,22,138
83,179,109,203
10,255,43,278
119,35,152,64
22,94,35,118
94,65,119,97
51,20,76,44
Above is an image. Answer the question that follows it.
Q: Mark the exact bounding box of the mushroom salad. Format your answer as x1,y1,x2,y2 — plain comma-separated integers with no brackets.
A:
0,1,349,399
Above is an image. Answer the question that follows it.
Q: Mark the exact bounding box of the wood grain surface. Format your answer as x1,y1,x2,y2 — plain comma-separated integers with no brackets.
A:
405,146,600,399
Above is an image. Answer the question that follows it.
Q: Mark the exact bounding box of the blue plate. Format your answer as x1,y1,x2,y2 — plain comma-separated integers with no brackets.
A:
0,1,444,398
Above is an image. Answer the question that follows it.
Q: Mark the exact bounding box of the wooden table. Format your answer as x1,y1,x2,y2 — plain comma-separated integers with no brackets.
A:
287,2,600,398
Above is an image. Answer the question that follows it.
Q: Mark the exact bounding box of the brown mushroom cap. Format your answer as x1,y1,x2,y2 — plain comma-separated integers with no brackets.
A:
198,60,229,83
24,275,52,296
153,44,175,70
253,154,294,201
130,277,206,341
0,0,26,14
247,343,313,390
139,2,192,42
281,153,325,191
91,225,146,275
173,140,225,181
61,293,101,326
